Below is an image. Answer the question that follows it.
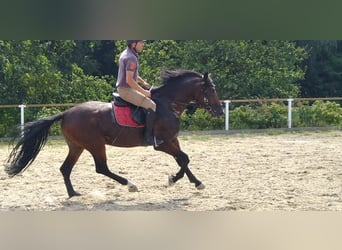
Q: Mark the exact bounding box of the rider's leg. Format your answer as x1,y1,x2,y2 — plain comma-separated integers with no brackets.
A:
144,108,163,146
117,87,163,146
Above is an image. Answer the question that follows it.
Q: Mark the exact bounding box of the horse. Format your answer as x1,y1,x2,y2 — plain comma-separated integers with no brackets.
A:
5,70,224,198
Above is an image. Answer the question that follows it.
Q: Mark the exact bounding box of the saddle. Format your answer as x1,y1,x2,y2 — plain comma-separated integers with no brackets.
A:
112,93,146,128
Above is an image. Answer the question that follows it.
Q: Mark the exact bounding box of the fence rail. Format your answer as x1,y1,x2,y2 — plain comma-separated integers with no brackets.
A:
1,98,342,134
224,98,342,131
229,97,342,103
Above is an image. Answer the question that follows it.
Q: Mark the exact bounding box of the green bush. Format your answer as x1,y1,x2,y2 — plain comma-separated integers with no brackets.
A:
229,103,287,129
311,101,342,125
2,100,342,138
293,101,342,127
36,107,64,136
0,109,19,137
229,105,258,129
180,101,342,131
181,109,224,130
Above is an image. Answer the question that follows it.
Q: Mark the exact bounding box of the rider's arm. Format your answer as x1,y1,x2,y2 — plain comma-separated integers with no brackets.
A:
126,71,151,98
138,76,151,89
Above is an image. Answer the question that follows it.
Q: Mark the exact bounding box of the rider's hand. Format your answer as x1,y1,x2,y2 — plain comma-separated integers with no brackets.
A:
144,82,151,90
144,90,151,98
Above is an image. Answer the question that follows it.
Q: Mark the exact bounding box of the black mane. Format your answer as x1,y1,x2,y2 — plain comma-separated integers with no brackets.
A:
161,70,202,85
151,70,204,101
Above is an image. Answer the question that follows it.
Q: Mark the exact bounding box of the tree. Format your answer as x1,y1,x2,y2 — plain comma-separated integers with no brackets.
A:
0,40,65,104
296,40,342,97
0,40,113,137
137,40,308,99
0,40,114,105
73,40,117,77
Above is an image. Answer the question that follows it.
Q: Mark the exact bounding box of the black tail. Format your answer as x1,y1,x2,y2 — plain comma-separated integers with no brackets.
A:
5,113,64,177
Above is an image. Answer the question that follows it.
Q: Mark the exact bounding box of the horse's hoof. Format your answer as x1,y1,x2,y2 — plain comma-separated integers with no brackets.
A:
68,192,81,199
127,181,138,192
196,183,205,190
168,175,175,186
128,186,138,192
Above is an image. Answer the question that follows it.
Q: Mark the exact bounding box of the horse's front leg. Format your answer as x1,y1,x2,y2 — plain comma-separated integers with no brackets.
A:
171,151,205,190
155,138,205,190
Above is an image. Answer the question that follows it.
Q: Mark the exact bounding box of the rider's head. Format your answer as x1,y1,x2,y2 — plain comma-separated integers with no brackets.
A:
127,40,146,53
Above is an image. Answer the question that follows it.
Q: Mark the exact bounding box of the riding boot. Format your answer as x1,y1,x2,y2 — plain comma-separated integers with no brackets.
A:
144,108,163,146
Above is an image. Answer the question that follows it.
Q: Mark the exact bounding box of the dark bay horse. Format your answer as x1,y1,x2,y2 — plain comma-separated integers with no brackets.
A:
5,70,224,198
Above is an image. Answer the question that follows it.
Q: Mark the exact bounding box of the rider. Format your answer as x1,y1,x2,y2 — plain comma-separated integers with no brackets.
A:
116,40,163,146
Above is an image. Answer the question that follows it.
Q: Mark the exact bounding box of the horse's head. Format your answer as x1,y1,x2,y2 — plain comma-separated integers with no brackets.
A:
154,70,224,118
195,73,224,118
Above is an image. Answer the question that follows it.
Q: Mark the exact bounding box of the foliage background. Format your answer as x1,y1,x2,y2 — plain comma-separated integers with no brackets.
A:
1,40,342,136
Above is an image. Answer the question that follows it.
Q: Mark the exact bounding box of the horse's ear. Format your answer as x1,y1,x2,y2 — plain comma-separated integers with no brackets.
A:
203,73,213,84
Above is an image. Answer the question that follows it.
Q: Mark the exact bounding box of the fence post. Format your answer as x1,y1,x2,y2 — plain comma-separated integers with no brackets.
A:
18,104,26,136
224,100,231,131
287,99,293,129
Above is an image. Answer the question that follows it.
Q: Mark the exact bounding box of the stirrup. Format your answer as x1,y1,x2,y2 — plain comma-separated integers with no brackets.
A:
153,136,164,147
145,136,164,147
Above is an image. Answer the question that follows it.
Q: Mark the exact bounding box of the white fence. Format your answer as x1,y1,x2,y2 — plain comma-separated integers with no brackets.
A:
1,98,342,134
0,103,76,135
224,97,342,130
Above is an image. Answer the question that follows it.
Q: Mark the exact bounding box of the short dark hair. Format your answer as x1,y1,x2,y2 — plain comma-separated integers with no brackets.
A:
127,40,146,47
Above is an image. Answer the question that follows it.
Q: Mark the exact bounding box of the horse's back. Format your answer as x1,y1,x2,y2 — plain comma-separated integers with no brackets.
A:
70,101,111,112
64,101,111,121
61,101,113,140
61,101,145,148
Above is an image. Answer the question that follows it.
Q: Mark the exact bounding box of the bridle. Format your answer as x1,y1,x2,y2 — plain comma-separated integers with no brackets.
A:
162,75,219,116
200,79,216,112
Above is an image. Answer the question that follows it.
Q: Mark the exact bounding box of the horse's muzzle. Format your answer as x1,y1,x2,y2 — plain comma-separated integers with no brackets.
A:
209,105,224,118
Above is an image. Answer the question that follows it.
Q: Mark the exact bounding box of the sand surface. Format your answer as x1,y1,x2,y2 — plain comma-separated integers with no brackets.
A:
1,131,342,211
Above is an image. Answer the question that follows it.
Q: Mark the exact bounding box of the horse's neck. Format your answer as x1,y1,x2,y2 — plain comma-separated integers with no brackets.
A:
153,83,195,116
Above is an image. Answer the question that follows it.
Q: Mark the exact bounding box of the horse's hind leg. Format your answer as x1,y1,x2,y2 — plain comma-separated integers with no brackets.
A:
60,142,84,198
90,145,138,192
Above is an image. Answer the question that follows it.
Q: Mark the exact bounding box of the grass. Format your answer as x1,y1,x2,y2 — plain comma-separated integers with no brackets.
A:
180,134,213,141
